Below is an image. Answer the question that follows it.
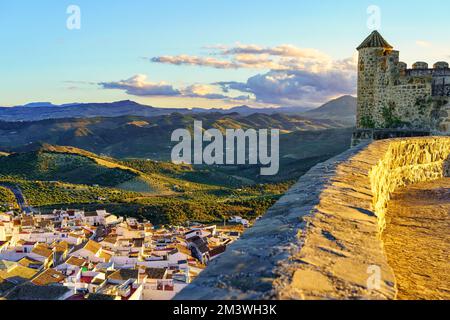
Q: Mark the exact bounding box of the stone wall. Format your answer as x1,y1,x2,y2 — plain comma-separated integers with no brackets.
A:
351,129,431,147
438,101,450,133
176,137,450,300
370,137,450,232
387,82,433,129
357,35,450,132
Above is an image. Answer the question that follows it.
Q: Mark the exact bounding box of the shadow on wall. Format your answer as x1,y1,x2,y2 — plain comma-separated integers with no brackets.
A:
445,154,450,177
176,137,450,301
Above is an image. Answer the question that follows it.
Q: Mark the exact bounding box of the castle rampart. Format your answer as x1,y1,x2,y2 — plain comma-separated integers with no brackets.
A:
175,137,450,300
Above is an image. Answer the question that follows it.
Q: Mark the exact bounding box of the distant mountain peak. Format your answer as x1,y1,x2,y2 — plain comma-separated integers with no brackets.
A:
111,100,142,105
22,102,57,108
302,95,356,125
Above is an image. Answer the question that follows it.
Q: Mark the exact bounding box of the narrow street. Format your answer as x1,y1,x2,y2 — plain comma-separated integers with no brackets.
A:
0,183,34,213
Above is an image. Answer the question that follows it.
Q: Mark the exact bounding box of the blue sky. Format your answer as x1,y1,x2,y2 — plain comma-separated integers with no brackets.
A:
1,0,449,108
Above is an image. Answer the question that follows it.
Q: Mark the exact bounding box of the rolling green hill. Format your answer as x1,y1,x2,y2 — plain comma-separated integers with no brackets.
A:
0,112,349,160
0,144,209,195
0,186,18,211
0,146,289,225
0,111,355,225
0,150,136,187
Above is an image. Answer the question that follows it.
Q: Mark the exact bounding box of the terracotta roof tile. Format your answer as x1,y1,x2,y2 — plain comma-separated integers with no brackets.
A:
31,268,66,286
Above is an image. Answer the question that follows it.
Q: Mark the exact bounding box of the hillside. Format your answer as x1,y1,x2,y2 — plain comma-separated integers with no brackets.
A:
0,148,134,186
0,144,204,194
302,95,357,125
191,105,312,115
0,125,353,224
0,113,349,160
0,106,355,225
0,144,292,225
199,127,355,184
0,186,18,211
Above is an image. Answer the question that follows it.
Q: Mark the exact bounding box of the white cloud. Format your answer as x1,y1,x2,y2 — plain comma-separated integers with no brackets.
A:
150,43,351,73
216,68,357,107
105,43,358,107
151,55,241,69
219,44,330,61
99,75,251,102
99,74,180,96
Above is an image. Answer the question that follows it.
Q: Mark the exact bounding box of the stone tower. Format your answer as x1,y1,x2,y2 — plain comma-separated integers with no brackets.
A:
356,31,397,129
356,31,450,131
352,31,449,146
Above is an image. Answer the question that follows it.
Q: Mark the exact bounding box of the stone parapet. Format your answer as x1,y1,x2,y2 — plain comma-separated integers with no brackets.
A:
351,129,432,147
176,137,450,300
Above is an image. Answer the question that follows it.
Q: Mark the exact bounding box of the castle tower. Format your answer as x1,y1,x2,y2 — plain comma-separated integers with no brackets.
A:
356,31,395,129
353,31,448,146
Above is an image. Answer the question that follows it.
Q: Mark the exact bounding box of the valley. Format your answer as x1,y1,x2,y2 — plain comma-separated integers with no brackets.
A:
0,143,291,225
0,97,355,226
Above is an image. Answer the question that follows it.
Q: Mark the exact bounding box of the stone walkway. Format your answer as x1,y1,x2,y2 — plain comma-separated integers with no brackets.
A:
383,178,450,300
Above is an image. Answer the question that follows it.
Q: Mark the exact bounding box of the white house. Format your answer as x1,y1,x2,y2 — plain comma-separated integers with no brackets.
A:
228,216,250,227
69,240,108,263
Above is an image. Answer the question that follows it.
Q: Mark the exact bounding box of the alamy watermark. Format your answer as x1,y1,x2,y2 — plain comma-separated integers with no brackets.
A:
66,5,81,30
171,121,279,176
367,5,381,30
367,265,382,290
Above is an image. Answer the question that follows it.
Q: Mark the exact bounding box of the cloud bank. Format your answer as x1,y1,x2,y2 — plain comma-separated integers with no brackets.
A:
216,68,356,106
151,43,354,73
100,43,357,107
100,75,180,97
99,75,250,101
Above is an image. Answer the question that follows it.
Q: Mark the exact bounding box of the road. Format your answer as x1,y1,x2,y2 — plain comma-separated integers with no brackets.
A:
383,178,450,300
0,183,34,214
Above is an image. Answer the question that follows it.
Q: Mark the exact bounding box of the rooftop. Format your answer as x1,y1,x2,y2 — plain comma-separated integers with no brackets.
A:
144,267,167,280
357,30,393,50
31,268,66,286
108,269,138,281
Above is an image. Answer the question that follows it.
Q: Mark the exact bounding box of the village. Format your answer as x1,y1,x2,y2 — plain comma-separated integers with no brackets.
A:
0,208,247,300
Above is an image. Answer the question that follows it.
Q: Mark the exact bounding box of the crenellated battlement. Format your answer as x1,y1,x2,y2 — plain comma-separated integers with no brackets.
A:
399,61,450,72
404,65,450,75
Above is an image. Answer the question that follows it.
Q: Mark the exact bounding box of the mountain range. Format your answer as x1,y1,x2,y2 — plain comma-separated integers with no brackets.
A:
0,95,357,124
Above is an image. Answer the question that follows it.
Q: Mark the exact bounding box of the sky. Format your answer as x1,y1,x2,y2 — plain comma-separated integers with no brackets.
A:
1,0,450,108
